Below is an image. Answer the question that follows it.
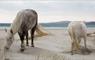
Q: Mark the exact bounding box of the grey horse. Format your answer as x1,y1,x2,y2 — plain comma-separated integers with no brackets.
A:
5,9,38,52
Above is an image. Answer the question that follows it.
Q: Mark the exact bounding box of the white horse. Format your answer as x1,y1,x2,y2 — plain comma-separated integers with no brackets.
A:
68,21,87,55
5,9,48,52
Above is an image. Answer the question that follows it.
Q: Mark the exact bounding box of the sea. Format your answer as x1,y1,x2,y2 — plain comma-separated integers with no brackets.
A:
0,23,95,30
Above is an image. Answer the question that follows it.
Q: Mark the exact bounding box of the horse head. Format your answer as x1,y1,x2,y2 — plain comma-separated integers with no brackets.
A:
5,29,14,50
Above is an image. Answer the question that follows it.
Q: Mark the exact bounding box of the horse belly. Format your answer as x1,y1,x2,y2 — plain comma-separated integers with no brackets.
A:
74,26,86,38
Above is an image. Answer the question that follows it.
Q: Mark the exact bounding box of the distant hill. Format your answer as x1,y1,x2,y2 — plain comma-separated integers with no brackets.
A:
86,22,95,27
40,21,95,27
40,21,70,27
0,23,10,27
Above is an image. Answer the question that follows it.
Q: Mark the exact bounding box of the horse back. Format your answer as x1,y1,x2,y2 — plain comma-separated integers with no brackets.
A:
19,9,38,32
68,21,87,38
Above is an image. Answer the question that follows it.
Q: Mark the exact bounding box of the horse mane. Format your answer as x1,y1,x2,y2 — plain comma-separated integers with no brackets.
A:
10,11,23,35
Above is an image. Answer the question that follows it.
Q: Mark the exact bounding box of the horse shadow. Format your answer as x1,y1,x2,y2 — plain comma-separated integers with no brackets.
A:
19,47,55,56
61,47,95,55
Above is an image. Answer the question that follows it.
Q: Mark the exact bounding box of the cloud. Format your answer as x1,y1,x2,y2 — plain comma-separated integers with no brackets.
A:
0,0,95,23
0,0,95,12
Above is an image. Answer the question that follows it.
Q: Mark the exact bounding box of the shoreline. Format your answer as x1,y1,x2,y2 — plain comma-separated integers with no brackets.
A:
0,27,95,30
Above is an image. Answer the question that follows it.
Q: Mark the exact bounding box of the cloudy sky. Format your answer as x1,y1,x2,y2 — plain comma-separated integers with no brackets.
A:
0,0,95,23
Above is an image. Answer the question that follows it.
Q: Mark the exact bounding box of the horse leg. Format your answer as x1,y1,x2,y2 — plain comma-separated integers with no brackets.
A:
31,26,36,47
76,38,81,50
74,40,80,52
26,31,29,46
78,37,81,44
21,38,25,52
83,36,92,54
72,37,80,54
81,36,89,54
84,36,87,50
69,32,74,55
71,42,74,55
18,32,25,52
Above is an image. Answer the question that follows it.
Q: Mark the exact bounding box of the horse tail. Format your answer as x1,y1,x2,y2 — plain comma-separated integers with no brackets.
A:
35,13,48,37
33,11,48,37
35,26,48,37
68,26,76,42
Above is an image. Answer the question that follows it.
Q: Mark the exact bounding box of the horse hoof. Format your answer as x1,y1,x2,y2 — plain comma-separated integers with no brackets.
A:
5,58,10,60
82,51,90,55
85,48,92,53
71,51,74,55
71,53,74,55
26,44,29,46
81,48,91,55
31,45,34,47
20,49,24,52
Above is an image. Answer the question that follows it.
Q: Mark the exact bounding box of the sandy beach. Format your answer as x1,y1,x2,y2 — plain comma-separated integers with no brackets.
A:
0,28,95,60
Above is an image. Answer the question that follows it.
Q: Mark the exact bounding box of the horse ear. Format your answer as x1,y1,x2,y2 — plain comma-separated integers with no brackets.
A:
10,29,13,34
4,28,7,32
